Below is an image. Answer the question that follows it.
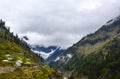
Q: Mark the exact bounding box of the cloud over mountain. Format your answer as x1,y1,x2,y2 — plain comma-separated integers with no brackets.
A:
0,0,120,48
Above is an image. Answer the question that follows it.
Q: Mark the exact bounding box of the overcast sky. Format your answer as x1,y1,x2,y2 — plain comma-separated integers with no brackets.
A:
0,0,120,48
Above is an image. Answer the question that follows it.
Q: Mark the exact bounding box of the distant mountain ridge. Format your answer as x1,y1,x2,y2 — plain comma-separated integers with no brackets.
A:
22,36,65,63
30,45,65,63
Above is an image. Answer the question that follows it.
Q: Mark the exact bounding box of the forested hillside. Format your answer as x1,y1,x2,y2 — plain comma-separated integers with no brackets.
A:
0,20,41,66
0,20,63,79
50,16,120,79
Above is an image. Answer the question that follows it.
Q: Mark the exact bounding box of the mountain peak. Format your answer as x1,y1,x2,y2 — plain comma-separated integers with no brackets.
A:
22,36,29,41
30,45,65,63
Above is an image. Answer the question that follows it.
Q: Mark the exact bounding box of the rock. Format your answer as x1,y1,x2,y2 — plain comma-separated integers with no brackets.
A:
2,60,9,62
15,60,22,67
8,57,13,60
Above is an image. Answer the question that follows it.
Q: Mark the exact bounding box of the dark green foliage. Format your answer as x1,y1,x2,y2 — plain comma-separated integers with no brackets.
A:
0,20,63,79
50,16,120,79
65,35,120,79
78,35,109,45
0,20,43,66
0,20,29,50
0,66,63,79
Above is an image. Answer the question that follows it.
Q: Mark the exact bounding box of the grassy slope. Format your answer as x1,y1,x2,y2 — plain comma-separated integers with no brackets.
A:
0,39,62,79
0,39,41,67
0,21,63,79
0,66,62,79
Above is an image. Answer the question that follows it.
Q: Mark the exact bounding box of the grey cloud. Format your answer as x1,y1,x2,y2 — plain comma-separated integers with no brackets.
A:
0,0,120,48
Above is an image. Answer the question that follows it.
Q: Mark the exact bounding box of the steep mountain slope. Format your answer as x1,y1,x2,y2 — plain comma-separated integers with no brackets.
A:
69,34,120,79
0,20,63,79
50,16,120,79
0,20,40,67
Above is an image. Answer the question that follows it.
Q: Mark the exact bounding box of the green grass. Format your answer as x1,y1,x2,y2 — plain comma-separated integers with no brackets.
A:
0,39,63,79
0,21,63,79
0,40,35,66
0,66,63,79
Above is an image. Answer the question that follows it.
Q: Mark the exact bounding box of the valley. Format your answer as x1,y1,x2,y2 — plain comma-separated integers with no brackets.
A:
0,15,120,79
0,0,120,79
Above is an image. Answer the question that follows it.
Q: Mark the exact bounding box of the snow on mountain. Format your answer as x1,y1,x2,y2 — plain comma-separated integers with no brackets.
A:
54,57,60,62
22,36,65,63
54,53,73,63
30,45,65,63
31,48,57,59
66,54,72,59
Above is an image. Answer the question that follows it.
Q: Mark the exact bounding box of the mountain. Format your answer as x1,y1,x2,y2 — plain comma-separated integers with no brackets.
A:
30,45,65,63
50,16,120,79
23,36,29,40
0,20,38,67
22,36,65,63
0,20,63,79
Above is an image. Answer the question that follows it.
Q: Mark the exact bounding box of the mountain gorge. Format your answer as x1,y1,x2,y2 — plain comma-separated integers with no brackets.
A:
50,16,120,79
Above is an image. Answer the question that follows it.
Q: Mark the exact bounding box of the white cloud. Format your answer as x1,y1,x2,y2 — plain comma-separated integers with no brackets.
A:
75,1,102,11
0,0,120,48
20,32,82,48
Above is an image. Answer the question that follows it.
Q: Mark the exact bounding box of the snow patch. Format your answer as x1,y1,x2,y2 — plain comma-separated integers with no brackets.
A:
32,49,56,59
66,54,72,59
2,60,9,62
55,54,73,63
54,57,60,61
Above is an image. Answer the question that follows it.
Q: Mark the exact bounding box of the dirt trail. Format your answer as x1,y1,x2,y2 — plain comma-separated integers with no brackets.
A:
0,67,15,74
